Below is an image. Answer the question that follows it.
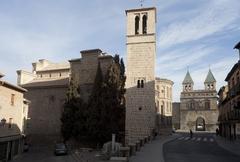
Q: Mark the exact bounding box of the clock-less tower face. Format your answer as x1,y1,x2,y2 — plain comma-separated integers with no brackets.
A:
125,7,157,145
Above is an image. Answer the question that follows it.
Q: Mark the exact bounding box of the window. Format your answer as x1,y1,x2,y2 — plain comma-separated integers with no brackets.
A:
141,80,144,88
137,79,144,88
11,94,15,106
1,118,6,127
59,73,62,77
9,118,13,128
205,100,210,109
49,73,52,78
137,80,141,88
142,14,147,34
135,15,140,34
40,74,42,78
232,77,235,87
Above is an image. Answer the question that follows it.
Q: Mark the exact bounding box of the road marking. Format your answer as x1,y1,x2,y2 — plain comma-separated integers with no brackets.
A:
184,137,190,140
178,137,185,140
210,138,214,142
203,137,207,142
191,137,196,140
196,137,201,141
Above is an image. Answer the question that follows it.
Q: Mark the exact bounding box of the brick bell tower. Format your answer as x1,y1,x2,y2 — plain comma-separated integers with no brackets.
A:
125,7,157,145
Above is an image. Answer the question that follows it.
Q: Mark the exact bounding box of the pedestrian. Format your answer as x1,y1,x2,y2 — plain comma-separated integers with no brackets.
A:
216,128,219,136
190,129,193,138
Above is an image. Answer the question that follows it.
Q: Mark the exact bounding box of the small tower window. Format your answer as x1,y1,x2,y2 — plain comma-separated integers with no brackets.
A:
141,80,144,88
135,16,140,35
142,15,147,34
137,80,141,88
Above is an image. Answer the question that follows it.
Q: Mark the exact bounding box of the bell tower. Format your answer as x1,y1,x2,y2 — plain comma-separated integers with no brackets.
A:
125,7,157,145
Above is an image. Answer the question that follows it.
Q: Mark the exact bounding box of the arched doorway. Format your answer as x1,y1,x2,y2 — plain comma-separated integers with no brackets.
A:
196,117,205,131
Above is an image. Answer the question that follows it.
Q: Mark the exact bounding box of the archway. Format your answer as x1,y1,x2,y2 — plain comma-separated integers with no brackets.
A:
196,117,205,131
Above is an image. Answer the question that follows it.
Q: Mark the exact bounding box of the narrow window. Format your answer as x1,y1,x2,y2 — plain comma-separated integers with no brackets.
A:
9,118,13,128
205,100,210,109
141,80,144,88
142,15,147,34
40,74,43,78
137,80,140,88
135,16,140,35
11,94,15,106
59,73,62,77
49,73,52,78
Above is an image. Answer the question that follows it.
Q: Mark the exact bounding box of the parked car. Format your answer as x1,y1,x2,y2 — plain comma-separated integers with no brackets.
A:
54,143,68,156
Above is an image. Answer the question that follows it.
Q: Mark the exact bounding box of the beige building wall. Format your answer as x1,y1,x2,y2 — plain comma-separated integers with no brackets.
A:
155,78,174,134
125,7,157,145
155,78,173,117
18,50,114,144
0,74,29,161
17,60,70,144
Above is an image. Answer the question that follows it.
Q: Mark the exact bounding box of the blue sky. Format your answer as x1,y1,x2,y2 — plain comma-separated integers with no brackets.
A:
0,0,239,101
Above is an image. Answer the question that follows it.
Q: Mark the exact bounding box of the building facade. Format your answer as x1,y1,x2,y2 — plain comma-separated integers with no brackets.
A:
125,7,157,145
69,49,115,102
180,70,218,132
218,42,240,140
17,59,70,144
155,77,174,135
17,49,115,144
172,102,180,130
0,73,29,162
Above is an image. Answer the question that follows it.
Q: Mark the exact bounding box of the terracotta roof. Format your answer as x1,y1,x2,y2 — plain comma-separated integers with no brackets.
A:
22,78,69,88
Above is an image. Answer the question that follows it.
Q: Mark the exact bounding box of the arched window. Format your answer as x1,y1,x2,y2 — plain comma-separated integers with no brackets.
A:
142,15,147,34
137,80,140,88
135,16,140,35
141,80,144,88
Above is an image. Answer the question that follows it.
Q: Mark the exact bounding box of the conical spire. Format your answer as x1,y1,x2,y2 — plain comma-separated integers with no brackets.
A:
182,71,194,84
0,72,4,78
204,69,216,83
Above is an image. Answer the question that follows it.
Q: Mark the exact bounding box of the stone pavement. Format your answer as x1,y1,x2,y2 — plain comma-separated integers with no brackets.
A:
215,136,240,156
129,134,180,162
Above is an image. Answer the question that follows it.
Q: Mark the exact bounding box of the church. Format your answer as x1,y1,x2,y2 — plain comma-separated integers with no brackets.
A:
180,70,219,132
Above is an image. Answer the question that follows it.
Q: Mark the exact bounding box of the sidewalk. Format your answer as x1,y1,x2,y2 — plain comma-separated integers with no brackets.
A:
215,136,240,156
129,134,180,162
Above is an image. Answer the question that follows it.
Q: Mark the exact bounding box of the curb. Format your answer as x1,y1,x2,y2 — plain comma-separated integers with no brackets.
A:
160,134,181,162
214,136,240,157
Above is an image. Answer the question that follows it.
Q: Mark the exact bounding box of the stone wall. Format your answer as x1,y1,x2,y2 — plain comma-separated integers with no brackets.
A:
23,86,68,144
125,7,156,145
172,102,180,130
